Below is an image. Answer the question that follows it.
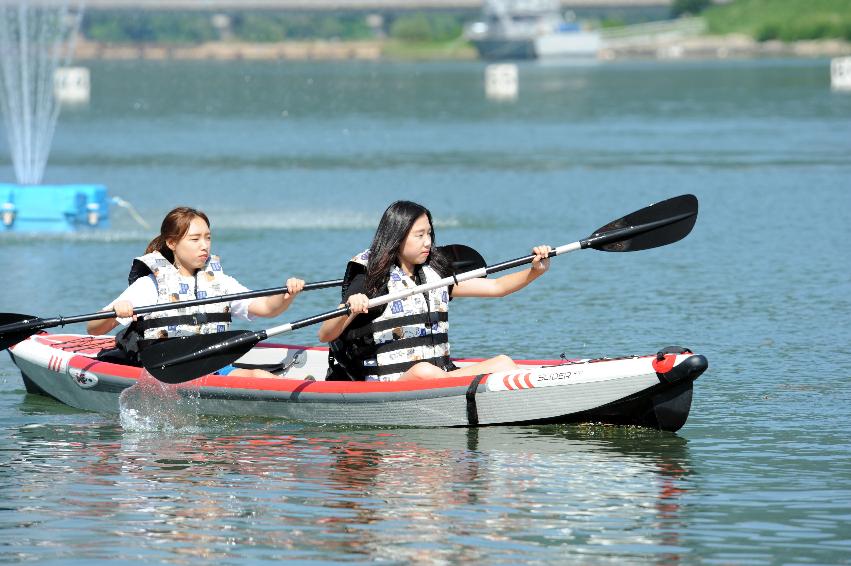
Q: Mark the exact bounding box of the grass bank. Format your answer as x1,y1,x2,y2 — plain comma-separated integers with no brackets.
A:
381,39,476,60
703,0,851,41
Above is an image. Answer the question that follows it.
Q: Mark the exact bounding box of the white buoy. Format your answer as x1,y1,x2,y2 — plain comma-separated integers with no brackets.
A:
485,63,519,101
831,57,851,91
54,67,90,105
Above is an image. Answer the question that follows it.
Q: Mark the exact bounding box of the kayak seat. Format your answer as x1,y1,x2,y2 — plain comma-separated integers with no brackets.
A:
96,347,139,367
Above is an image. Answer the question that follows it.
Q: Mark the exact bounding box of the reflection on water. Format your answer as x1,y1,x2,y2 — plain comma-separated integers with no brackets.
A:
0,421,691,563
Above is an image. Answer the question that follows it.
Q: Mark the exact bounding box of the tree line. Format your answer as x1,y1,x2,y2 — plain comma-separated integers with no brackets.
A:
81,2,851,45
82,11,467,44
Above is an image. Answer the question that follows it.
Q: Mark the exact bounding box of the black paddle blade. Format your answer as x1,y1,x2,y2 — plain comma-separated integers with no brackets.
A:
0,313,44,351
140,330,259,384
441,244,487,275
585,194,698,252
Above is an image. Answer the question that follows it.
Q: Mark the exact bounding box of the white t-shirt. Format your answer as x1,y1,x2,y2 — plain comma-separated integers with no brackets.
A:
106,273,256,326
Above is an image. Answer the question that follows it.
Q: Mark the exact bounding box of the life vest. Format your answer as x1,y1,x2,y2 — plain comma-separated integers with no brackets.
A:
331,249,452,382
115,251,232,361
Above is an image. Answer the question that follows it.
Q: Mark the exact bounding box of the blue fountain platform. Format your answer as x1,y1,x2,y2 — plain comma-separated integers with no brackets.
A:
1,183,110,232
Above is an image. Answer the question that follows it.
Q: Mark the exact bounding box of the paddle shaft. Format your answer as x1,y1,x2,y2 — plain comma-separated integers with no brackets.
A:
0,279,343,335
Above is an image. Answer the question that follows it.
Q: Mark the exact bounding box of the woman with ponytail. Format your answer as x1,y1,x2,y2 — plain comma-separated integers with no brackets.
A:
318,200,550,382
88,206,304,378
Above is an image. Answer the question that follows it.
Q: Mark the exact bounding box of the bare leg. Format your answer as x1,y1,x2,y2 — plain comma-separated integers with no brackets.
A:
229,368,301,379
398,354,517,381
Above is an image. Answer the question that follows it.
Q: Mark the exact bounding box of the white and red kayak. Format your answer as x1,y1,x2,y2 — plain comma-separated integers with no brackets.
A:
8,333,708,432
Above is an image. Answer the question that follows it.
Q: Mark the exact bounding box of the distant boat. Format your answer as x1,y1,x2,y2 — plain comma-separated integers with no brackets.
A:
465,0,600,61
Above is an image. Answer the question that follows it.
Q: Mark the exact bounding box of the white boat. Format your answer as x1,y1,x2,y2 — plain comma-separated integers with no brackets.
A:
8,332,707,432
465,0,601,60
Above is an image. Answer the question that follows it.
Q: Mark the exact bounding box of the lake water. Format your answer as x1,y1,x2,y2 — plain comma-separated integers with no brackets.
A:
1,58,850,563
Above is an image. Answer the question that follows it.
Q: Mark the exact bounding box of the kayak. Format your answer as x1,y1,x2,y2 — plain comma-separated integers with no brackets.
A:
8,333,708,432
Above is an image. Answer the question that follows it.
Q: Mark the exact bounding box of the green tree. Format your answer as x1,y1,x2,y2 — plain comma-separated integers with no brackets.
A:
233,14,286,42
389,13,463,42
671,0,711,17
83,11,215,43
390,14,432,42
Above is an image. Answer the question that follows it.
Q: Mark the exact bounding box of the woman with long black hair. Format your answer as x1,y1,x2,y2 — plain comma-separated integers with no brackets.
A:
318,200,550,382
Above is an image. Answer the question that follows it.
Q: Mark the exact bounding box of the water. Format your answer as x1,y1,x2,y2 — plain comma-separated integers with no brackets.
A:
1,58,850,563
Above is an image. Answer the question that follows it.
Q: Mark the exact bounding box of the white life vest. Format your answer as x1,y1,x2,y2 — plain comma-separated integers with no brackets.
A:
342,249,451,382
132,251,232,340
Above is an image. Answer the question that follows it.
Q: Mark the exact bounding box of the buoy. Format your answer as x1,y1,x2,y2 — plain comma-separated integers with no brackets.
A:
485,63,518,101
53,67,90,105
831,57,851,91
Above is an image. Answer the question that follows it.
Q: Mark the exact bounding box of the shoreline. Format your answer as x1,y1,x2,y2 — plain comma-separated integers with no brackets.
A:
600,34,851,61
73,36,851,63
74,39,387,62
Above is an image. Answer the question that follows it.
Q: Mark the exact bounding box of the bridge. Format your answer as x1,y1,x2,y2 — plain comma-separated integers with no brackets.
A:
33,0,674,10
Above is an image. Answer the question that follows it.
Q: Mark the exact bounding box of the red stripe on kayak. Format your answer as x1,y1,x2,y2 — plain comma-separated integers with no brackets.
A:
503,375,515,390
523,373,533,389
68,355,143,379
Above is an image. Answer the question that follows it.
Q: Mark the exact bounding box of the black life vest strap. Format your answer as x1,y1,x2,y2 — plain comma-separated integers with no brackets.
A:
134,312,232,331
346,311,448,340
326,339,359,381
373,333,449,355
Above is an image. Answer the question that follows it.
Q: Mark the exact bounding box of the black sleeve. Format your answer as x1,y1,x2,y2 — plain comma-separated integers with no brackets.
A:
341,271,386,326
342,272,367,303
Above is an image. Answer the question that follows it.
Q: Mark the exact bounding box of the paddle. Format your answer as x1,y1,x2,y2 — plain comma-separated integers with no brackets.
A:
0,280,341,352
141,194,698,384
0,244,483,352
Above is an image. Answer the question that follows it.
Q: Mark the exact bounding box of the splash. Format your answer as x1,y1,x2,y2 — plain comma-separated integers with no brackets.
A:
118,370,202,433
0,227,151,244
0,208,467,244
0,209,464,239
209,209,464,231
0,1,84,185
210,209,379,231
